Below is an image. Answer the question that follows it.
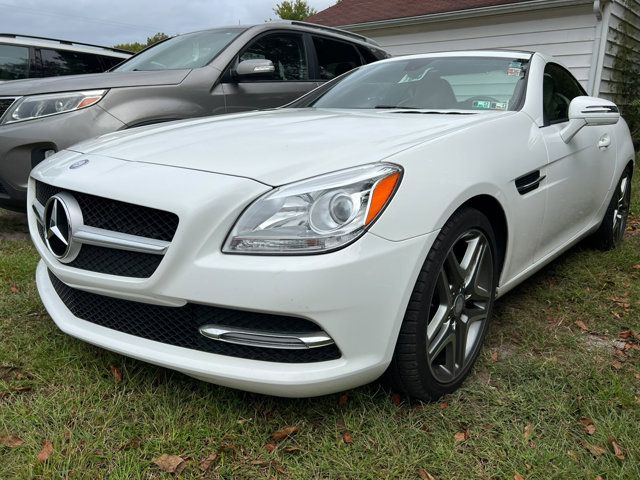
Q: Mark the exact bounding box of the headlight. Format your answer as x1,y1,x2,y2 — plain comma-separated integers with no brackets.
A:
2,90,107,124
223,163,402,255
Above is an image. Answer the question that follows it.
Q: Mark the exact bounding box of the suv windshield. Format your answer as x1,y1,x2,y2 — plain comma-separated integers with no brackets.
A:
298,56,530,111
115,28,245,72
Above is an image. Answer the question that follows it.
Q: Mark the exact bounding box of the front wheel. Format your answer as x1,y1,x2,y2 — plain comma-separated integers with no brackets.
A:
388,208,498,401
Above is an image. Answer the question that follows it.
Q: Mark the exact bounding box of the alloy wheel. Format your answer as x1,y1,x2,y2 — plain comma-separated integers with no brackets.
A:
426,229,494,384
612,174,631,245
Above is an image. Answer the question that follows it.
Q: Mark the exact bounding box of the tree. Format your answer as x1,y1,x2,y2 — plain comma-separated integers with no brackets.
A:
114,32,170,53
273,0,317,21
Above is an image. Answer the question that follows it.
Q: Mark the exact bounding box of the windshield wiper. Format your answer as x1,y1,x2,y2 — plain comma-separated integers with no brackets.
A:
374,106,475,115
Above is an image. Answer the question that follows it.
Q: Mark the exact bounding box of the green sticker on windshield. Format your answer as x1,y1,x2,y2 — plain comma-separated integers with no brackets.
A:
473,100,492,109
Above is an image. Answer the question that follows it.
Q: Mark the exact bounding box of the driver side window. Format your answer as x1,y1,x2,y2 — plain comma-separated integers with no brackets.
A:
238,33,308,81
543,63,585,125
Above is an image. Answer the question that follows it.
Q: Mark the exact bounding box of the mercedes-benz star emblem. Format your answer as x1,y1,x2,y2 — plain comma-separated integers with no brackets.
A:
69,159,89,169
43,193,83,262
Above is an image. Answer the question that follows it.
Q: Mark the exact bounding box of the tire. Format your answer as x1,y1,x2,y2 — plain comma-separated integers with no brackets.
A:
387,207,499,401
590,167,633,251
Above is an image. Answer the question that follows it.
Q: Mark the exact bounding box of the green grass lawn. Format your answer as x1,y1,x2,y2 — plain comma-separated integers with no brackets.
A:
1,172,639,480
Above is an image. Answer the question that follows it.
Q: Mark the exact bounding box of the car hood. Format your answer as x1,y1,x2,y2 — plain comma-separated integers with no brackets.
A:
67,108,515,186
0,69,190,96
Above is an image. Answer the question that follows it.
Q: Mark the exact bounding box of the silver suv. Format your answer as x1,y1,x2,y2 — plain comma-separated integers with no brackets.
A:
0,22,387,211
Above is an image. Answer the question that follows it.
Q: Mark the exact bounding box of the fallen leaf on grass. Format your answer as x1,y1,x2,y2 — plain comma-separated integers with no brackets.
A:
338,393,349,407
283,446,302,454
342,431,353,444
272,426,299,442
199,453,218,472
575,320,589,332
154,454,186,473
110,366,122,383
514,474,525,480
454,431,469,442
612,360,623,370
439,402,449,410
418,468,436,480
264,443,276,453
10,285,19,294
633,264,640,270
580,418,596,435
37,440,53,462
523,423,533,440
251,459,269,466
619,330,634,339
391,393,402,406
0,435,24,448
610,438,625,460
583,443,606,457
491,350,499,362
119,437,142,451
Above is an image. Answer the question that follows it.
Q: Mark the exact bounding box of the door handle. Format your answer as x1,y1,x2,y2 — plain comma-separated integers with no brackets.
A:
598,134,611,150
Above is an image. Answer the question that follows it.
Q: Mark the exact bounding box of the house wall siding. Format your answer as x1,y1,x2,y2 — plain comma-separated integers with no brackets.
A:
348,5,599,89
600,0,640,99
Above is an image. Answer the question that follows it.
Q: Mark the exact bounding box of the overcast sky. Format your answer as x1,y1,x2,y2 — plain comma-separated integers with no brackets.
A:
0,0,336,47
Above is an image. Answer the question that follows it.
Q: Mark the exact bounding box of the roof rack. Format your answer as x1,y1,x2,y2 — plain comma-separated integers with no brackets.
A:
0,33,132,55
288,21,381,47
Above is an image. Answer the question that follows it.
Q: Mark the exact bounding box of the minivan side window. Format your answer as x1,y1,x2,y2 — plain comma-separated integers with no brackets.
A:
312,36,362,80
543,63,586,125
0,44,30,80
40,48,104,76
239,33,308,81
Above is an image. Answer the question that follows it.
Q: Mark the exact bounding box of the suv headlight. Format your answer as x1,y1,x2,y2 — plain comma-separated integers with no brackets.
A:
223,163,402,255
2,90,107,124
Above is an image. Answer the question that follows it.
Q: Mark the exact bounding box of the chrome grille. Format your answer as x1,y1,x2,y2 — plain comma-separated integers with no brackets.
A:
34,181,179,278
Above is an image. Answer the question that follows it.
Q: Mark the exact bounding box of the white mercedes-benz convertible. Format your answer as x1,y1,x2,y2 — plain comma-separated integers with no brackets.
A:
28,51,634,400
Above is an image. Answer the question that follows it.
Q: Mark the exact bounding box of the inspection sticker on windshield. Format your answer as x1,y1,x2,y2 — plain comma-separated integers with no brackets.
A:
473,100,508,110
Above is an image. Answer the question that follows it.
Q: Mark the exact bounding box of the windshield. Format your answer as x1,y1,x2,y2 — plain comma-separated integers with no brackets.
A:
298,56,530,111
115,28,245,72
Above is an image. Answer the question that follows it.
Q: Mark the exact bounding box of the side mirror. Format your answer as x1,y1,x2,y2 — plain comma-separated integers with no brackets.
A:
234,59,275,79
560,96,620,143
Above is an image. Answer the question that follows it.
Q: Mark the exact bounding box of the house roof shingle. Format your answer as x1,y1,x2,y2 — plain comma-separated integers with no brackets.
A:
306,0,534,27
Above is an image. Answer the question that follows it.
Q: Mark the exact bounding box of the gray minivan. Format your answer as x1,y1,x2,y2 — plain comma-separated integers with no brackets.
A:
0,22,387,210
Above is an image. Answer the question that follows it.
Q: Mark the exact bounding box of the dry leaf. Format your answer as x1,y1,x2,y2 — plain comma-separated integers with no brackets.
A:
491,350,499,362
514,474,525,480
153,454,186,473
584,443,606,457
610,438,625,460
612,360,623,370
272,426,299,442
283,446,302,454
110,366,122,383
0,435,24,448
575,320,589,332
342,431,353,444
338,394,349,407
37,440,53,462
454,431,469,442
10,285,18,294
619,330,634,339
580,418,596,435
391,393,402,406
439,402,449,410
418,468,436,480
251,459,269,466
264,443,276,453
199,452,218,472
523,423,533,440
595,476,604,480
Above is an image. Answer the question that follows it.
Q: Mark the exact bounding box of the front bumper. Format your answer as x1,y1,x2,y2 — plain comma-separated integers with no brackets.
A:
29,152,437,397
0,105,124,210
